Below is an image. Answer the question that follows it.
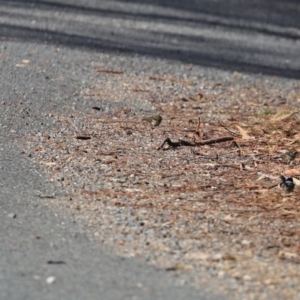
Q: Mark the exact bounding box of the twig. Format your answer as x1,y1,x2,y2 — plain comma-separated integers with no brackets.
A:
95,68,123,74
196,136,234,145
195,117,201,136
219,123,236,135
157,136,234,150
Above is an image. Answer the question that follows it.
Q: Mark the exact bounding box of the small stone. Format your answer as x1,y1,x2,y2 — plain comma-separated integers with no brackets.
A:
218,270,225,278
241,239,251,246
7,213,17,219
224,214,234,223
46,276,56,284
100,164,110,170
185,252,209,261
243,274,252,281
146,229,155,237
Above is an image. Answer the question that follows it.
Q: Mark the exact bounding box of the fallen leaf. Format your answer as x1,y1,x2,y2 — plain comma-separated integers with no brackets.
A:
257,174,266,181
236,125,251,140
270,111,295,122
286,138,300,145
278,251,298,259
293,178,300,186
284,169,300,177
245,184,263,190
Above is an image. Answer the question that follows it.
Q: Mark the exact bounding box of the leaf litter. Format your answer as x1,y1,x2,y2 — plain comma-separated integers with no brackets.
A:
24,71,300,299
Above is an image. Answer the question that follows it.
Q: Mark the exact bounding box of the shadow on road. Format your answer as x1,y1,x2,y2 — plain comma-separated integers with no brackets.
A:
0,0,300,78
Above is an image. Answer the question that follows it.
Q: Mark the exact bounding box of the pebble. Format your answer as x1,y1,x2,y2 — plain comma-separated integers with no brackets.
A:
146,229,155,237
7,212,17,218
46,276,56,284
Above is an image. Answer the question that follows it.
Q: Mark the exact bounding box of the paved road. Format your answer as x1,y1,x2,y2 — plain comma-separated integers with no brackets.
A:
0,0,299,299
1,0,299,78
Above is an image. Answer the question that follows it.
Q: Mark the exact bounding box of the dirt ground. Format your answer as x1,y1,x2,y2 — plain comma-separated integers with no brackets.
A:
24,69,300,299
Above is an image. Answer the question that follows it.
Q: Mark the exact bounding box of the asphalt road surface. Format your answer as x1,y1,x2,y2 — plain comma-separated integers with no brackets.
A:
0,1,299,299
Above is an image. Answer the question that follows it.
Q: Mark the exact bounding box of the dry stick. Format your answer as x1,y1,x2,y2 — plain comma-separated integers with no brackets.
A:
219,123,237,135
157,136,234,150
195,117,201,136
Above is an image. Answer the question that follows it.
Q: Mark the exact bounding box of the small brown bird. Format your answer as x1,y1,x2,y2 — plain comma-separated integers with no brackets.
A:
277,150,298,164
142,115,162,128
